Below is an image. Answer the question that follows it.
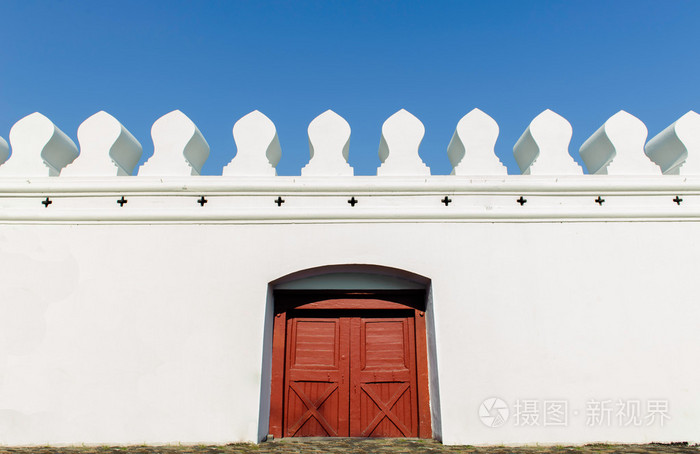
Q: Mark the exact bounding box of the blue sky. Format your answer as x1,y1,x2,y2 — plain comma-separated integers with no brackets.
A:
1,0,699,175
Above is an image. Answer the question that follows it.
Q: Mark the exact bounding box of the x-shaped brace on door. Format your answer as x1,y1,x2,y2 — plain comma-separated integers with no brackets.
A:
360,383,411,437
287,382,339,437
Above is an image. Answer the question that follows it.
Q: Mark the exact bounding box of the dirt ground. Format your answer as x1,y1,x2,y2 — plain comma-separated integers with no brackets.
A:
1,439,699,454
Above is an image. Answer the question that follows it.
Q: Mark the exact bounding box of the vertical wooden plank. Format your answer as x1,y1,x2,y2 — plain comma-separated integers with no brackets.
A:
415,308,432,438
348,316,362,436
268,309,287,438
406,315,419,437
283,316,296,437
338,316,351,436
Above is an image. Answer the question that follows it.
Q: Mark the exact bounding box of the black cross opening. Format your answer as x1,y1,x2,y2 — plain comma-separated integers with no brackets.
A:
441,196,452,206
348,196,358,206
42,197,52,207
275,196,285,206
516,196,527,206
197,196,208,206
673,196,683,205
595,196,605,205
117,196,127,207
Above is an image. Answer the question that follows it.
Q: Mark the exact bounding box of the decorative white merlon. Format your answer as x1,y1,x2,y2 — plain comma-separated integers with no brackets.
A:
513,109,582,175
0,112,78,176
377,109,430,176
223,111,281,176
447,109,506,175
645,111,700,175
301,110,353,176
579,110,659,175
0,136,8,166
62,111,143,176
138,110,209,176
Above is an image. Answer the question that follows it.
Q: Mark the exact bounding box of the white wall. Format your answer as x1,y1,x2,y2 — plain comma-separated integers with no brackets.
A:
2,106,700,445
1,215,699,445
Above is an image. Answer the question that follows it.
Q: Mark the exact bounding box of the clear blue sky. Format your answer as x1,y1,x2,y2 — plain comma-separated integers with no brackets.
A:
1,0,699,175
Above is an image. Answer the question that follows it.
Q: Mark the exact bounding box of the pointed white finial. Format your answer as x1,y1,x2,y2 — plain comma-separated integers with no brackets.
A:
301,110,353,176
645,111,700,175
377,109,430,176
62,111,142,176
0,136,8,166
579,111,659,175
0,112,78,176
138,110,209,176
222,110,281,176
513,109,582,175
447,108,506,175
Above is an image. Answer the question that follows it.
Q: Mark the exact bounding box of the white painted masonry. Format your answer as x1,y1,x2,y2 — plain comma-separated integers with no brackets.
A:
0,108,699,446
138,110,209,177
447,108,507,176
302,110,353,176
223,110,280,177
513,109,582,175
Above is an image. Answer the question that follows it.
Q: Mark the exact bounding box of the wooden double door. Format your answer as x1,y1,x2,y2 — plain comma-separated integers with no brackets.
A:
269,291,431,439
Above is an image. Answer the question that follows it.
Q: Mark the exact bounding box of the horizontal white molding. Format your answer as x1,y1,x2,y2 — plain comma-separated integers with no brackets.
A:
0,175,699,194
0,176,698,224
0,207,698,224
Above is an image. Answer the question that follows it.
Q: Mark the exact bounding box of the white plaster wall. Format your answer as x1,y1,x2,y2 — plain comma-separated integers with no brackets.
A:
0,220,699,445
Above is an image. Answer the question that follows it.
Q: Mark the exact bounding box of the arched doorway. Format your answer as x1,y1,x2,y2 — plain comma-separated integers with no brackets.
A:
267,265,434,439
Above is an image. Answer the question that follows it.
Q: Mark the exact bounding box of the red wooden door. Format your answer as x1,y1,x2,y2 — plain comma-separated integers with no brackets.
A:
350,314,418,437
281,309,419,438
283,316,350,437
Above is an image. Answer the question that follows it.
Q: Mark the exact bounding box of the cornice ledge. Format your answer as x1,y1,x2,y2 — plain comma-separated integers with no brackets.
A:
0,175,699,195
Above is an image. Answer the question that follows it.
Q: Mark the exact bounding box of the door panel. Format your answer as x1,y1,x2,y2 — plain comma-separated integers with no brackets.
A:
351,315,418,437
359,382,413,436
292,319,338,368
362,319,410,369
284,317,350,437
